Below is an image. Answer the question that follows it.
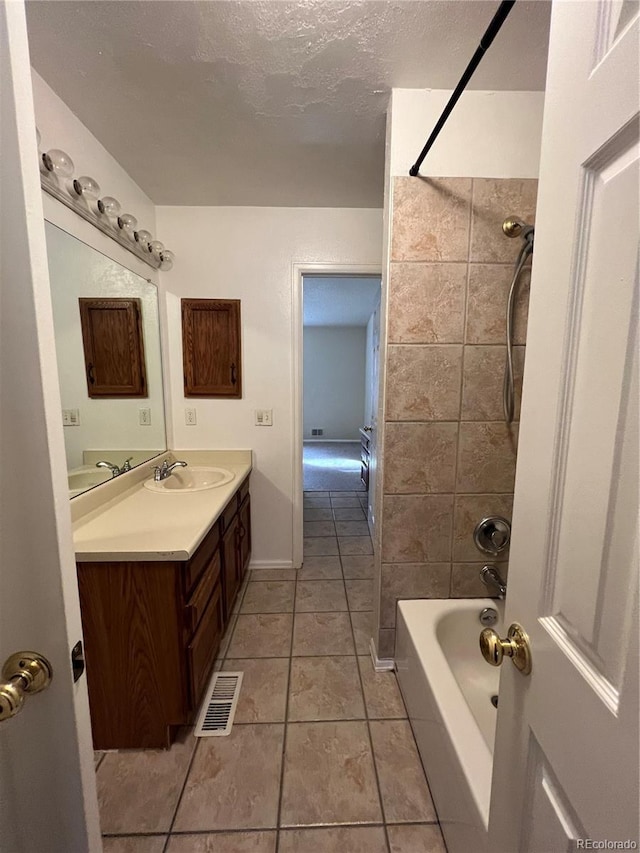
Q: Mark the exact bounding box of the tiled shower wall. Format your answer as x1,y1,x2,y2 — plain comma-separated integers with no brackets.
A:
376,177,538,657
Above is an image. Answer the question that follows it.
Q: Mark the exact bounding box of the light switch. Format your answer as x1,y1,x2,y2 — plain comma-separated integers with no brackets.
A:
139,408,151,426
255,409,273,426
185,407,197,426
62,408,80,426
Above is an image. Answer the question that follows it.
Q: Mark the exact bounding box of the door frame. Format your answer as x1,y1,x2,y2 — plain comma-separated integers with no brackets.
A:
291,263,381,568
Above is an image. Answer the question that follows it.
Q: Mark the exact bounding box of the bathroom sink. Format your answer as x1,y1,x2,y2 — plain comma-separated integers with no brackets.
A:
144,466,235,493
68,467,113,497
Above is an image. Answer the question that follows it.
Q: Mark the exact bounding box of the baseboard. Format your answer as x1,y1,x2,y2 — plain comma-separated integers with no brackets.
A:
303,439,360,443
369,637,395,672
249,560,295,570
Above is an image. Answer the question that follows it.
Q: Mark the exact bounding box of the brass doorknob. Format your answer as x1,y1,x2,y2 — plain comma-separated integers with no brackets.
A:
479,623,532,676
0,652,53,722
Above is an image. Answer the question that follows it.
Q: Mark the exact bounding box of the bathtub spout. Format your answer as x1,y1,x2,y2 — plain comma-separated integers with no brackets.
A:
480,565,507,599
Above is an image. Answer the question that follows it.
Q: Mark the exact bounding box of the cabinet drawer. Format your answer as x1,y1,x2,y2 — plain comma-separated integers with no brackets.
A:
187,580,223,710
184,521,220,594
239,476,250,505
185,550,220,637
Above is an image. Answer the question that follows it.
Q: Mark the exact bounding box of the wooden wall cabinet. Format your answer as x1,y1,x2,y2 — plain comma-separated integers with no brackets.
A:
77,476,251,749
79,297,147,397
182,299,242,398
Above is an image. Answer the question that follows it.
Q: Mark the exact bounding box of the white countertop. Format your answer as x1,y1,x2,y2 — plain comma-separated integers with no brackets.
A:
72,450,252,562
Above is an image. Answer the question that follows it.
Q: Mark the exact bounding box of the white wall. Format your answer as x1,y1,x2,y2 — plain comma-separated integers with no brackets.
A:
303,326,366,440
390,89,545,178
157,206,383,567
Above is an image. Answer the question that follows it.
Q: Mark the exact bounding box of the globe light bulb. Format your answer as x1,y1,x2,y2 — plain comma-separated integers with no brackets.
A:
97,196,121,217
42,148,74,178
134,230,153,251
117,213,138,233
149,240,164,261
159,250,174,271
73,176,101,199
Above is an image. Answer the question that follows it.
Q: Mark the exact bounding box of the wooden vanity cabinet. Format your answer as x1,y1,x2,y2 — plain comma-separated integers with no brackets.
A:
77,475,251,750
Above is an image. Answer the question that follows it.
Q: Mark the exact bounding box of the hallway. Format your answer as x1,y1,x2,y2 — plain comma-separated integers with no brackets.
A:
95,492,445,852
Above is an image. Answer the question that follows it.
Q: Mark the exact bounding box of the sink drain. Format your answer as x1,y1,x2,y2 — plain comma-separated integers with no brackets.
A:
491,694,499,708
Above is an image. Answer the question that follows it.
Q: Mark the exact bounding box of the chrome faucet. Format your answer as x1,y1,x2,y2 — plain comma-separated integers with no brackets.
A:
480,565,507,599
96,457,133,478
96,460,120,478
153,460,188,482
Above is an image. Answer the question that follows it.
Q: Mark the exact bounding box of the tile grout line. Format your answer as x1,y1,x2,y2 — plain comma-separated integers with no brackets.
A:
339,537,392,853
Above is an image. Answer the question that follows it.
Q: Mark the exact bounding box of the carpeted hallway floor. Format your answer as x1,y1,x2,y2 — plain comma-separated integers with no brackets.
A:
303,441,366,492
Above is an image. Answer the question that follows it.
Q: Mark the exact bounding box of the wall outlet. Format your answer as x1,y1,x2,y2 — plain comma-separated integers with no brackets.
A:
139,408,151,426
185,407,197,426
311,428,324,436
255,409,273,426
62,408,80,426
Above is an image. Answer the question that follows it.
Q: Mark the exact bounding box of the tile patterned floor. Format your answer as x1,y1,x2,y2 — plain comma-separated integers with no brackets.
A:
96,491,446,853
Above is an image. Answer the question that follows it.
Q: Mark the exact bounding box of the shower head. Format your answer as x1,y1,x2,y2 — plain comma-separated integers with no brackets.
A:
502,216,534,238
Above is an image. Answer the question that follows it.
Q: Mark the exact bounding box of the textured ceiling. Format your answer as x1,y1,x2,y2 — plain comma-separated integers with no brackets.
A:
26,1,551,208
304,276,381,325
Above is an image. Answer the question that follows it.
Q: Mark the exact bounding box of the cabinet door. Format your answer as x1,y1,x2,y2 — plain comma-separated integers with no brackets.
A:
187,580,224,710
182,298,242,398
238,495,251,579
79,297,147,397
222,517,240,619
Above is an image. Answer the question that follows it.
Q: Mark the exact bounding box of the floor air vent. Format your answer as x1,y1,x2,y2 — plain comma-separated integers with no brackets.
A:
194,671,243,737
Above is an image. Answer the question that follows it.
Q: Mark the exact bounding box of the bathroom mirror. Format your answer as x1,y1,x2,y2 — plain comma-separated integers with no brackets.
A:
45,222,167,498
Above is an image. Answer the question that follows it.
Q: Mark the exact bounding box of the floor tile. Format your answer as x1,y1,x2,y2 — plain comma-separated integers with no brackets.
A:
333,506,366,521
335,520,370,537
219,614,237,656
341,555,374,579
249,569,297,581
280,721,383,826
240,581,295,613
167,831,277,852
303,508,334,521
330,490,359,496
102,838,167,853
369,720,437,822
227,614,293,658
305,491,330,497
339,536,373,555
303,520,337,537
222,658,289,723
279,826,387,852
298,555,342,580
387,824,447,852
303,497,331,508
293,612,355,656
173,725,284,831
97,728,195,834
350,611,374,654
288,656,365,721
345,579,373,611
303,537,339,556
296,580,348,612
358,656,407,719
330,497,363,507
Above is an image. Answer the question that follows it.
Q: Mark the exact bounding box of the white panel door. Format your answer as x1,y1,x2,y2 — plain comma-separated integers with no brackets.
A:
489,2,639,851
0,2,100,849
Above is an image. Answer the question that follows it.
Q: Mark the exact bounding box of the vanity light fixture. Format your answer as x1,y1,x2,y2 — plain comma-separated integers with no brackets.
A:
38,135,174,271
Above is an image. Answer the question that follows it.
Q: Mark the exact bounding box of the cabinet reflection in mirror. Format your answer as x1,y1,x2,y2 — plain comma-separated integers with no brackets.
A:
45,222,167,498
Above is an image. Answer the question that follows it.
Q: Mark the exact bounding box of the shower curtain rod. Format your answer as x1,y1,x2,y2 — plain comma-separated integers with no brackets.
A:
409,0,517,177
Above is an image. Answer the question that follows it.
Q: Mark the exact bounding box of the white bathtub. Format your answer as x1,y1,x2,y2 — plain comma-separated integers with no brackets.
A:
395,598,504,853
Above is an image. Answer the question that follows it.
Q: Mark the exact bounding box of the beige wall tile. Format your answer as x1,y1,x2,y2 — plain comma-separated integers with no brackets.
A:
456,422,518,493
377,628,396,658
380,563,451,627
451,561,509,598
386,345,463,421
391,177,472,262
381,495,453,563
470,178,538,263
466,263,530,345
452,493,514,562
388,262,466,343
461,345,525,421
384,422,458,494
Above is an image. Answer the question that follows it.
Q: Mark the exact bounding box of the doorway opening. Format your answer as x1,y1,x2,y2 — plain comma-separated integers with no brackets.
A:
302,274,381,494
